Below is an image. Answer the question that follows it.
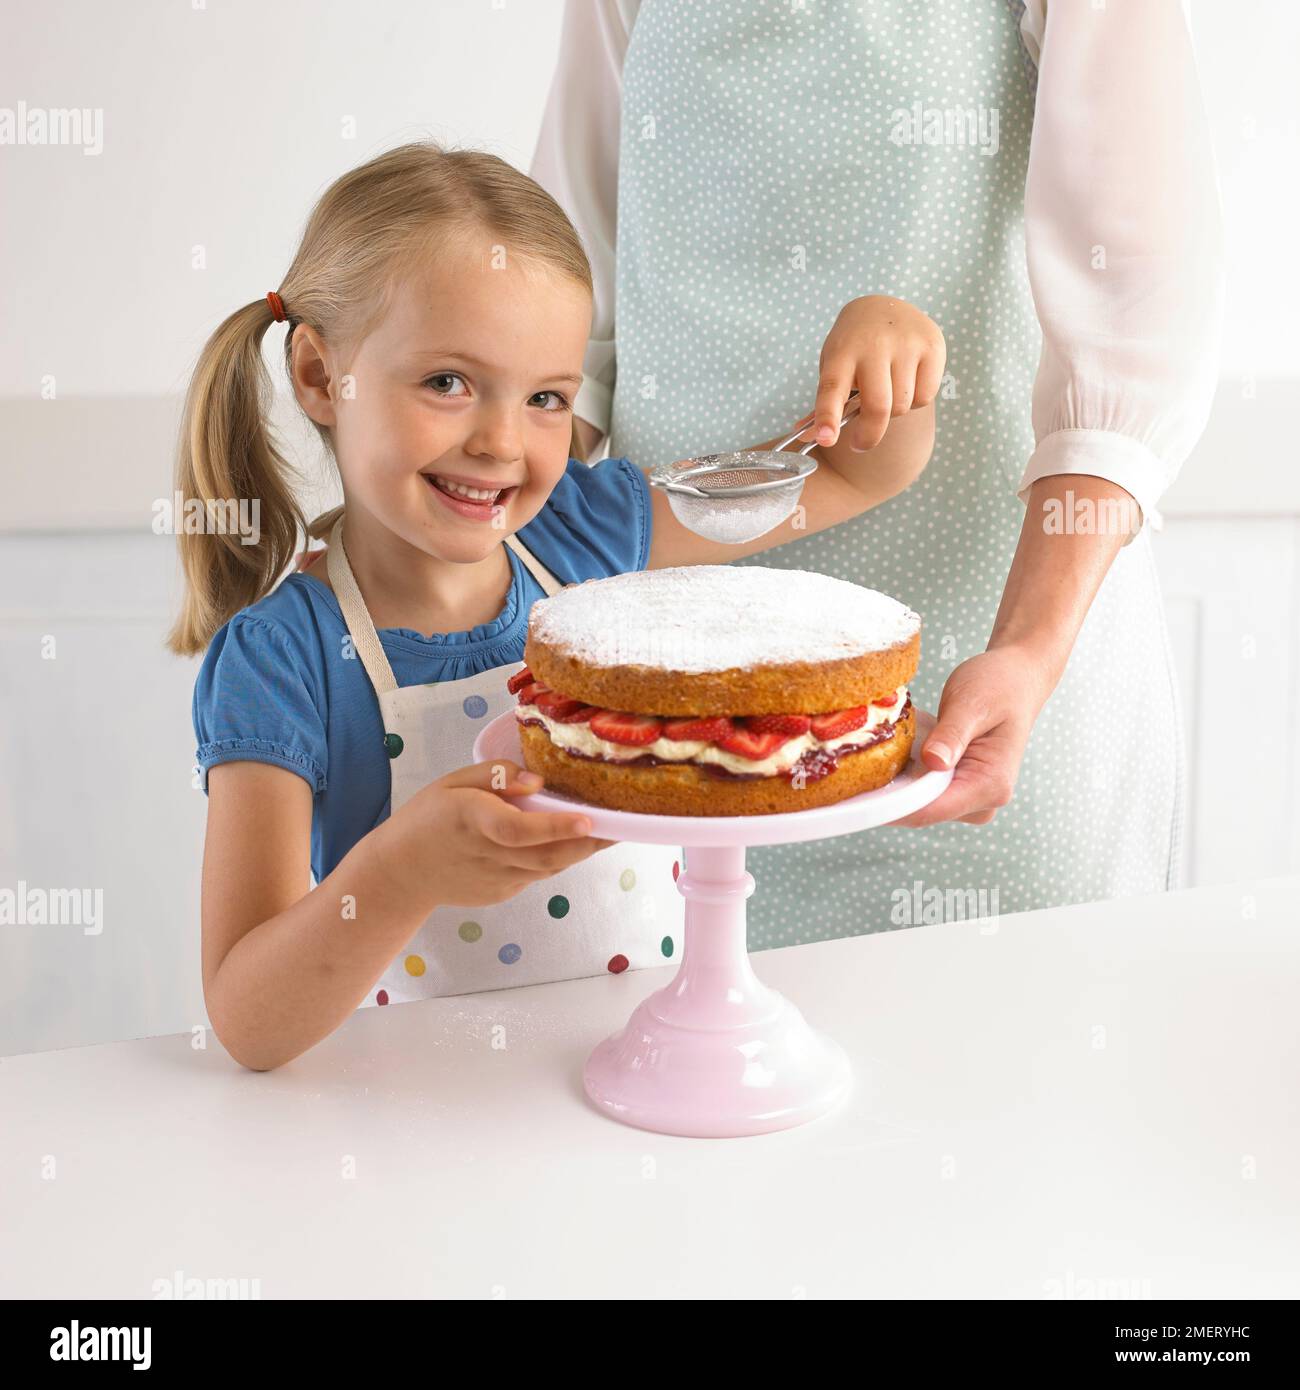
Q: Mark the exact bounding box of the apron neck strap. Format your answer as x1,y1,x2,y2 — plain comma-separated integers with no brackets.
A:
504,532,563,596
325,517,398,695
322,518,565,696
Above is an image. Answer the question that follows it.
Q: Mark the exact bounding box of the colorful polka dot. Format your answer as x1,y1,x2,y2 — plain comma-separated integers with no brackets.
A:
498,943,522,965
671,860,680,881
404,954,425,977
462,694,488,719
547,895,569,919
376,989,389,1006
619,867,637,891
660,936,674,958
607,954,629,974
383,732,403,758
458,920,482,943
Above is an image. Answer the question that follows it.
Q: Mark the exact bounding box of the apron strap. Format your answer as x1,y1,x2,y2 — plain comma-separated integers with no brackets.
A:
323,519,565,696
325,518,399,695
505,532,564,596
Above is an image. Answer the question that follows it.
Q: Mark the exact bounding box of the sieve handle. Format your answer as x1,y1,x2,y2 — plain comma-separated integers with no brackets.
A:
774,389,863,455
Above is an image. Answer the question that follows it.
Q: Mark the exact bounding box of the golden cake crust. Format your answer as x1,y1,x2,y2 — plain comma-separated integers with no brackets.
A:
518,705,915,817
524,631,920,717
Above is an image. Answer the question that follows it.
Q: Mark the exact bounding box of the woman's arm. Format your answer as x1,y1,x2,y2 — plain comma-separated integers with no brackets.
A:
201,760,607,1071
892,470,1132,828
989,474,1131,681
1014,0,1225,542
896,0,1226,826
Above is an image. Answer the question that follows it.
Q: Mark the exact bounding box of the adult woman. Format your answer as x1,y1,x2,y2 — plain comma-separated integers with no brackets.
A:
530,0,1225,944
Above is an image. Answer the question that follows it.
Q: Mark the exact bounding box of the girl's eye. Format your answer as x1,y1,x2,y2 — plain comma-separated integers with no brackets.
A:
423,372,467,396
530,391,570,412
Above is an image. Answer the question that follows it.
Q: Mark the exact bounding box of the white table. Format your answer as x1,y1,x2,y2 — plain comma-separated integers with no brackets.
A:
4,875,1297,1299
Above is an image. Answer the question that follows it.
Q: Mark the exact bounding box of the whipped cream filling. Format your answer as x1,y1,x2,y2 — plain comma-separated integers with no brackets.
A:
516,686,909,778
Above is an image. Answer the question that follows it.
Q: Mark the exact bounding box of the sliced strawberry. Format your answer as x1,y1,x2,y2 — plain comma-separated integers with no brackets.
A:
717,726,788,761
553,703,599,724
747,712,811,737
661,715,735,743
873,691,899,708
505,665,534,694
516,681,548,706
810,706,870,739
589,710,663,746
535,689,583,718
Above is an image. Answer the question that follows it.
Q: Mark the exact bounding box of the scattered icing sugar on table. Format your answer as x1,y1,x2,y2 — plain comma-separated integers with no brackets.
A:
529,565,920,672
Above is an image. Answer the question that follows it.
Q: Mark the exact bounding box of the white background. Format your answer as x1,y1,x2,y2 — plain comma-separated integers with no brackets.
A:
2,0,1297,1056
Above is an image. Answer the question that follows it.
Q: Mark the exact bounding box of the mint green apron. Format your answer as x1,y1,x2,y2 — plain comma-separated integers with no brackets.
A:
610,0,1186,946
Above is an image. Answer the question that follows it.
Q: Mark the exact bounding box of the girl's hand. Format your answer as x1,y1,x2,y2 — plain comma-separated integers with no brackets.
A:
809,295,946,453
889,644,1057,827
377,759,613,908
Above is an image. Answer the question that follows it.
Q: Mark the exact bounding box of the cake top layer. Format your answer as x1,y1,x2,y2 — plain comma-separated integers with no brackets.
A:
529,565,920,673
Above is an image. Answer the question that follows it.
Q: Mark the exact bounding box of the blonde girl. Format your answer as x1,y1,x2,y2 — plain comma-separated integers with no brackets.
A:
175,141,942,1071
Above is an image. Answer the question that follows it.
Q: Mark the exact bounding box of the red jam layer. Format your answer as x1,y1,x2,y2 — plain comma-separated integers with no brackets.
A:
522,696,912,785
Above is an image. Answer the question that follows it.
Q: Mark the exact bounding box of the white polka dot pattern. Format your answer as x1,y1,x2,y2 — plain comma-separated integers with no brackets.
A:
610,0,1187,946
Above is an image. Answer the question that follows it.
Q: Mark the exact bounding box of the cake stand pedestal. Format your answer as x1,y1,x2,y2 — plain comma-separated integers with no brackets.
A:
473,709,952,1138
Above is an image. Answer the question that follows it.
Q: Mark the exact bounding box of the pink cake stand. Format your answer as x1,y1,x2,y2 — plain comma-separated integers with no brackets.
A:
473,709,952,1138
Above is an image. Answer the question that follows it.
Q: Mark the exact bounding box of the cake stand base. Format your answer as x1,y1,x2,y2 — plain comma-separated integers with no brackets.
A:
583,844,851,1138
472,708,951,1140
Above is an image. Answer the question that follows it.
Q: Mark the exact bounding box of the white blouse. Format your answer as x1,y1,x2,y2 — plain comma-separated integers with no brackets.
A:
530,0,1226,546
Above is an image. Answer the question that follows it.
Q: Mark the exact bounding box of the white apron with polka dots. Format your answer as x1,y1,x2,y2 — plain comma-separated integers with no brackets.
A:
611,0,1187,945
326,521,684,1006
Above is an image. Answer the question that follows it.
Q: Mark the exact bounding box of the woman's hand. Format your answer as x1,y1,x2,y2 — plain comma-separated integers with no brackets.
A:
811,295,946,452
375,758,613,909
889,643,1058,827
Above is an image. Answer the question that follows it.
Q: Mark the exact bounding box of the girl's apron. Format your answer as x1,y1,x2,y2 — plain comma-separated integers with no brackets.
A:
326,519,684,1005
611,0,1187,945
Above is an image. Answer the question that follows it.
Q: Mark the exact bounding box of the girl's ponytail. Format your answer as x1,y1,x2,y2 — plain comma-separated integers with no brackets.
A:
167,298,306,655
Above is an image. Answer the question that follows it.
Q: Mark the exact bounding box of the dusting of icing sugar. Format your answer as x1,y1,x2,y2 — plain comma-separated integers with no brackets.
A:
529,565,920,673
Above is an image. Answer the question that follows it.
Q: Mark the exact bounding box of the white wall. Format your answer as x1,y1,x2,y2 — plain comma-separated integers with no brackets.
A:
0,0,565,396
2,0,1297,1056
1,0,1292,397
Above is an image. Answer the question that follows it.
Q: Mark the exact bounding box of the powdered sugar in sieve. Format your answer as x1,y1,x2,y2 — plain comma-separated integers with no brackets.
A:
648,395,862,545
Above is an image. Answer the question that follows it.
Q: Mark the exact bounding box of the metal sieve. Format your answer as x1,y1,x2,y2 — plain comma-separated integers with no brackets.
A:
649,393,862,545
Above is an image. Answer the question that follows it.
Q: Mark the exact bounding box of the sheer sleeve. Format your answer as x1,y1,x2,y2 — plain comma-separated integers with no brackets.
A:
1016,0,1226,545
529,0,641,439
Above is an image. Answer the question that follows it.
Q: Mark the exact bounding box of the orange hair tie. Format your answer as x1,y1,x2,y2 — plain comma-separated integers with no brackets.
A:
266,290,287,323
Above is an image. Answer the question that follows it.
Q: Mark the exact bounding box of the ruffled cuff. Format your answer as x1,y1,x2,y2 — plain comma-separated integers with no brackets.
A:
1015,429,1168,548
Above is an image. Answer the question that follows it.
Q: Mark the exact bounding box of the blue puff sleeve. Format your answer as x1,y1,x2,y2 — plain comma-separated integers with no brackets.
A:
515,457,652,583
193,612,329,794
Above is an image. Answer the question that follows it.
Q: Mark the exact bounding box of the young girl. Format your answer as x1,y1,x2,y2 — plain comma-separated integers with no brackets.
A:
174,142,943,1072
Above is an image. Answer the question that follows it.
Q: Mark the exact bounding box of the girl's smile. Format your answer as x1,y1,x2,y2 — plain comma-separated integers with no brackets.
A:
423,470,520,521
